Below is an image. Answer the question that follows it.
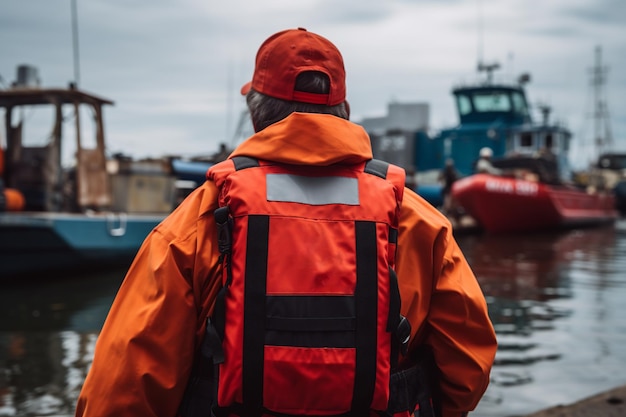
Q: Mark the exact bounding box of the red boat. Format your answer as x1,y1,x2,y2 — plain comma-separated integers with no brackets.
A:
451,171,618,234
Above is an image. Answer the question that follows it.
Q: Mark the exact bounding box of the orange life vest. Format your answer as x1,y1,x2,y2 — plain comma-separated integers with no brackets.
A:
205,156,409,416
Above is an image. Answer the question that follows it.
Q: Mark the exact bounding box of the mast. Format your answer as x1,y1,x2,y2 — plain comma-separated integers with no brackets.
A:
475,0,500,85
590,46,612,158
71,0,81,87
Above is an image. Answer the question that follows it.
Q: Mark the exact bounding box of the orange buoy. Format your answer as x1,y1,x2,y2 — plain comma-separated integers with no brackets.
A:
1,146,26,211
4,187,25,211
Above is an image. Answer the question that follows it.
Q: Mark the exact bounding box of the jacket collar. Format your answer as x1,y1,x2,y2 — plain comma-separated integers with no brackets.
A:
229,112,373,166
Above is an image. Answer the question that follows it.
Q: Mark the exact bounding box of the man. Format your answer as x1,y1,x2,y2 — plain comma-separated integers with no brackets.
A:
439,158,459,217
75,28,496,417
475,147,502,175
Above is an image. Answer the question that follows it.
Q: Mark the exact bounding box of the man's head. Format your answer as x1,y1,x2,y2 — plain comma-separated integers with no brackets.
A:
242,28,349,132
242,28,346,105
479,147,493,159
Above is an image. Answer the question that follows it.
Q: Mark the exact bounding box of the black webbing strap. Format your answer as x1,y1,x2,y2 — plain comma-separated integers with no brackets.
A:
364,159,390,179
387,346,442,417
225,403,356,417
213,156,258,337
213,206,232,340
265,295,356,348
387,267,402,371
389,227,398,247
351,221,379,415
387,268,401,333
267,316,356,332
232,156,260,171
364,159,409,373
178,319,224,417
0,180,6,211
242,215,270,414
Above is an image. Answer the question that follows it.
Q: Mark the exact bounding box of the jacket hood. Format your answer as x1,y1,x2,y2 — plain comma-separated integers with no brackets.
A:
229,112,373,166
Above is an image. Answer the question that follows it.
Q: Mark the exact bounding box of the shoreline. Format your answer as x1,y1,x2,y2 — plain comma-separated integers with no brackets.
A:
522,384,626,417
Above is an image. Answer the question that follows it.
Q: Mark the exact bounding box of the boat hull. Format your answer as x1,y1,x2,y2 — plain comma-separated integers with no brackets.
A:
0,212,164,279
452,174,618,233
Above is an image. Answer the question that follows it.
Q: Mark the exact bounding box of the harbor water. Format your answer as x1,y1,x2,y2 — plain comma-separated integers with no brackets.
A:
1,221,626,416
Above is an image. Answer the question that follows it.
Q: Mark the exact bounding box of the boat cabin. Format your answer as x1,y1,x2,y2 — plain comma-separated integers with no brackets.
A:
363,66,575,208
436,81,572,179
453,85,531,126
1,87,114,212
0,83,176,214
491,155,561,185
596,153,626,170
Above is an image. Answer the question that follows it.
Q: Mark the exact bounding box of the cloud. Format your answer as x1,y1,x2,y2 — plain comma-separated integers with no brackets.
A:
561,0,626,26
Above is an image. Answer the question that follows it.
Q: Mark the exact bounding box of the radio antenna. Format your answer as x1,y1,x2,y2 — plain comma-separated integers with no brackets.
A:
70,0,81,87
590,46,612,155
476,0,484,69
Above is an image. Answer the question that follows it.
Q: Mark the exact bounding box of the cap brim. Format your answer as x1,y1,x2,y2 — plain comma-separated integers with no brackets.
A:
240,81,252,96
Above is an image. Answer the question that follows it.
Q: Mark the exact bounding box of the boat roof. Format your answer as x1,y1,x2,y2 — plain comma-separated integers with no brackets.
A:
597,153,626,170
492,155,561,184
452,83,525,94
510,123,571,135
0,87,114,108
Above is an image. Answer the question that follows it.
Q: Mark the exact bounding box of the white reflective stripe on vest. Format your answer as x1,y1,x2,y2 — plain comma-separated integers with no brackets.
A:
266,174,359,205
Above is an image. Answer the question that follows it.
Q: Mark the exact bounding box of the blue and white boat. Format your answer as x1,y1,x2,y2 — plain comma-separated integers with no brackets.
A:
0,66,179,279
366,64,572,207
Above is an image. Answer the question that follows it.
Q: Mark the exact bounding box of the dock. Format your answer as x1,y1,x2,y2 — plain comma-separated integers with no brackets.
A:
523,384,626,417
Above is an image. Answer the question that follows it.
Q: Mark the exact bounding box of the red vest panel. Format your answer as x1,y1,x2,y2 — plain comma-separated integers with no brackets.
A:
207,157,405,416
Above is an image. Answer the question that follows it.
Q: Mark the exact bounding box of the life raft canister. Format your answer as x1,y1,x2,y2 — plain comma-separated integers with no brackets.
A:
206,156,408,416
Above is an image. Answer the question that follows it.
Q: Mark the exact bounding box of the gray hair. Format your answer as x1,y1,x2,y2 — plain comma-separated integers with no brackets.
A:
246,71,349,132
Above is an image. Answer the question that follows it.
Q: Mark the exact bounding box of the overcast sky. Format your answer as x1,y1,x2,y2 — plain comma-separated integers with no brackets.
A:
1,0,624,168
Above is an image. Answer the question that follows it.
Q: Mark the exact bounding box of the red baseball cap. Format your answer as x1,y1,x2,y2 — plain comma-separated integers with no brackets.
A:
240,28,346,106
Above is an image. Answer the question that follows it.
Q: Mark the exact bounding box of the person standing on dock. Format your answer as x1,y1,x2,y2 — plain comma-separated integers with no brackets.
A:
75,28,497,417
439,158,460,217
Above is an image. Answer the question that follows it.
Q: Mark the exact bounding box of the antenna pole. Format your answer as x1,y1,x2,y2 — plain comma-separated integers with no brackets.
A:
71,0,81,87
476,0,483,68
590,45,612,158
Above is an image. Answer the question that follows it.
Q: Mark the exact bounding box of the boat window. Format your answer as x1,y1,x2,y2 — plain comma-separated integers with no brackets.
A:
472,92,511,112
520,132,533,147
600,155,626,169
511,92,530,118
379,134,407,151
558,133,569,152
63,103,99,165
545,133,553,149
599,157,611,168
7,105,55,147
506,133,515,150
456,94,472,115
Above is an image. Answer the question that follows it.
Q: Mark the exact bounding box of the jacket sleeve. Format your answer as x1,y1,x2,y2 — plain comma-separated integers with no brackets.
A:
75,183,223,417
396,190,497,417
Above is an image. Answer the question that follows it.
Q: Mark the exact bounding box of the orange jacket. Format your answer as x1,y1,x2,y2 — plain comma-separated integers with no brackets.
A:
75,113,496,417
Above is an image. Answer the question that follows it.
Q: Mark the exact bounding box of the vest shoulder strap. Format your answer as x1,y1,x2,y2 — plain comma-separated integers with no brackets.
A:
364,158,406,206
231,156,259,171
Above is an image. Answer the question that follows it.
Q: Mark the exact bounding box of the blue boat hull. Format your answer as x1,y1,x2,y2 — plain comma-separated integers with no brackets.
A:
416,184,444,207
0,212,164,279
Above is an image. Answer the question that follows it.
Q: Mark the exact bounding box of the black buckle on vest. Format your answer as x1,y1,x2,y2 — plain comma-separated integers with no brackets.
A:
215,206,232,256
203,318,225,365
397,315,411,356
178,319,224,417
